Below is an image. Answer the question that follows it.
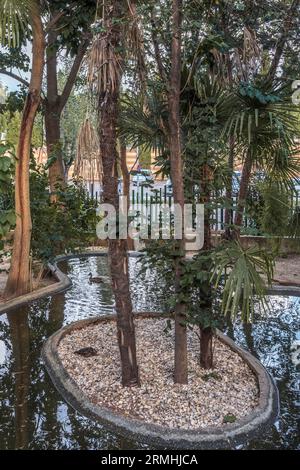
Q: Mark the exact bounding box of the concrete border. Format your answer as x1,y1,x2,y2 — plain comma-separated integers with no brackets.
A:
0,261,72,315
42,312,279,450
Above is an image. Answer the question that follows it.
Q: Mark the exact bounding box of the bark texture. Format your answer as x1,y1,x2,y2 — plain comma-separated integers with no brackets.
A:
200,327,213,369
199,164,214,369
4,5,45,299
98,2,139,387
120,143,134,250
168,0,188,384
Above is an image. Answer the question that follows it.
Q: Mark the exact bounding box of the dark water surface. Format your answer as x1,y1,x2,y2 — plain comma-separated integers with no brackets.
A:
0,256,299,450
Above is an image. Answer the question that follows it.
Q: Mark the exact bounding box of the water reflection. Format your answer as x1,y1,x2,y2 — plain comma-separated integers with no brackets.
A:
0,256,299,449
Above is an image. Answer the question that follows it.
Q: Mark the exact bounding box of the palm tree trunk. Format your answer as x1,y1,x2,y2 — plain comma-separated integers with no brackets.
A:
98,1,139,387
120,142,134,250
4,4,45,299
168,0,188,384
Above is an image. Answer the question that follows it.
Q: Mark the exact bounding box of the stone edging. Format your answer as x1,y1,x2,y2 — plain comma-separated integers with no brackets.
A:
267,284,300,297
42,312,279,450
0,262,72,316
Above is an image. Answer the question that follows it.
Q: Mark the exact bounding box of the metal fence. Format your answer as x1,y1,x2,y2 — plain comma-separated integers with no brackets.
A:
89,185,300,233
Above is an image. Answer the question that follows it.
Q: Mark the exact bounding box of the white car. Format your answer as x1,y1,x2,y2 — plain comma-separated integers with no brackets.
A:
132,172,147,186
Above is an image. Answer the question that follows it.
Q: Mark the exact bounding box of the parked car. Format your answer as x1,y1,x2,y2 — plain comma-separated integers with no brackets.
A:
131,171,147,186
131,169,154,186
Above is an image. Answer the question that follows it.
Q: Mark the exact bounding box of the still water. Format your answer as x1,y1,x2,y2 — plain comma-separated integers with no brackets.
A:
0,256,299,449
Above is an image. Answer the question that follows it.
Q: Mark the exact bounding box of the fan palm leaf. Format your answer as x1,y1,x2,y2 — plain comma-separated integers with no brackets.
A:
211,241,274,321
0,0,32,47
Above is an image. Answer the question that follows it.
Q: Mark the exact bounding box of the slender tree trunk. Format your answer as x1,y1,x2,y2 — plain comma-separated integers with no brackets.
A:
234,150,252,233
120,142,134,250
4,5,45,299
200,327,213,369
45,104,65,191
168,0,188,384
199,164,214,369
45,28,65,194
98,1,139,387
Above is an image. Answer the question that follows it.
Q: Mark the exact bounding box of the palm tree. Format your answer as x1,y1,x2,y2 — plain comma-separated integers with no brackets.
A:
87,0,142,387
218,81,300,235
0,0,45,298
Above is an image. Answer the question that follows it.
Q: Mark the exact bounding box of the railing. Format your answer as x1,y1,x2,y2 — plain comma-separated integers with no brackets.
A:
88,184,300,233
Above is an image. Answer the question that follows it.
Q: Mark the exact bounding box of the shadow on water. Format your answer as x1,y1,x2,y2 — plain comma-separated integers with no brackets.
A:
0,256,299,449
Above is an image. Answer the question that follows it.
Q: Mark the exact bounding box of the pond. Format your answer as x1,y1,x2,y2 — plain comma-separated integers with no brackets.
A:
0,255,299,450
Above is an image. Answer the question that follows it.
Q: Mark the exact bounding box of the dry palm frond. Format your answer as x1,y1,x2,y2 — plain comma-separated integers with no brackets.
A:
233,26,261,82
87,31,121,95
74,118,103,184
126,0,147,91
242,26,261,76
87,1,146,96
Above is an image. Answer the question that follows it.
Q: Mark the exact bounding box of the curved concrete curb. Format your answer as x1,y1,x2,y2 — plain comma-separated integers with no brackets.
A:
267,284,300,297
42,312,279,450
0,262,72,315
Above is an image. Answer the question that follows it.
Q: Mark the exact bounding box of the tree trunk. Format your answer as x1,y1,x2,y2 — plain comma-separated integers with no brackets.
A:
234,150,252,233
199,164,214,369
4,5,45,299
98,1,139,387
45,103,65,194
120,142,134,250
168,0,188,384
45,28,65,194
200,327,213,369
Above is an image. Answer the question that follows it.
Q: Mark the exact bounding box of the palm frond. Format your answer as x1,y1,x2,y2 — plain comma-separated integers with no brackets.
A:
0,0,32,47
211,241,274,321
74,118,102,184
119,92,168,152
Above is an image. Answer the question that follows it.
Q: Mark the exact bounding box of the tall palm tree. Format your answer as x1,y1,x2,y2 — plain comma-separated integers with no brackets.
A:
88,0,142,387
